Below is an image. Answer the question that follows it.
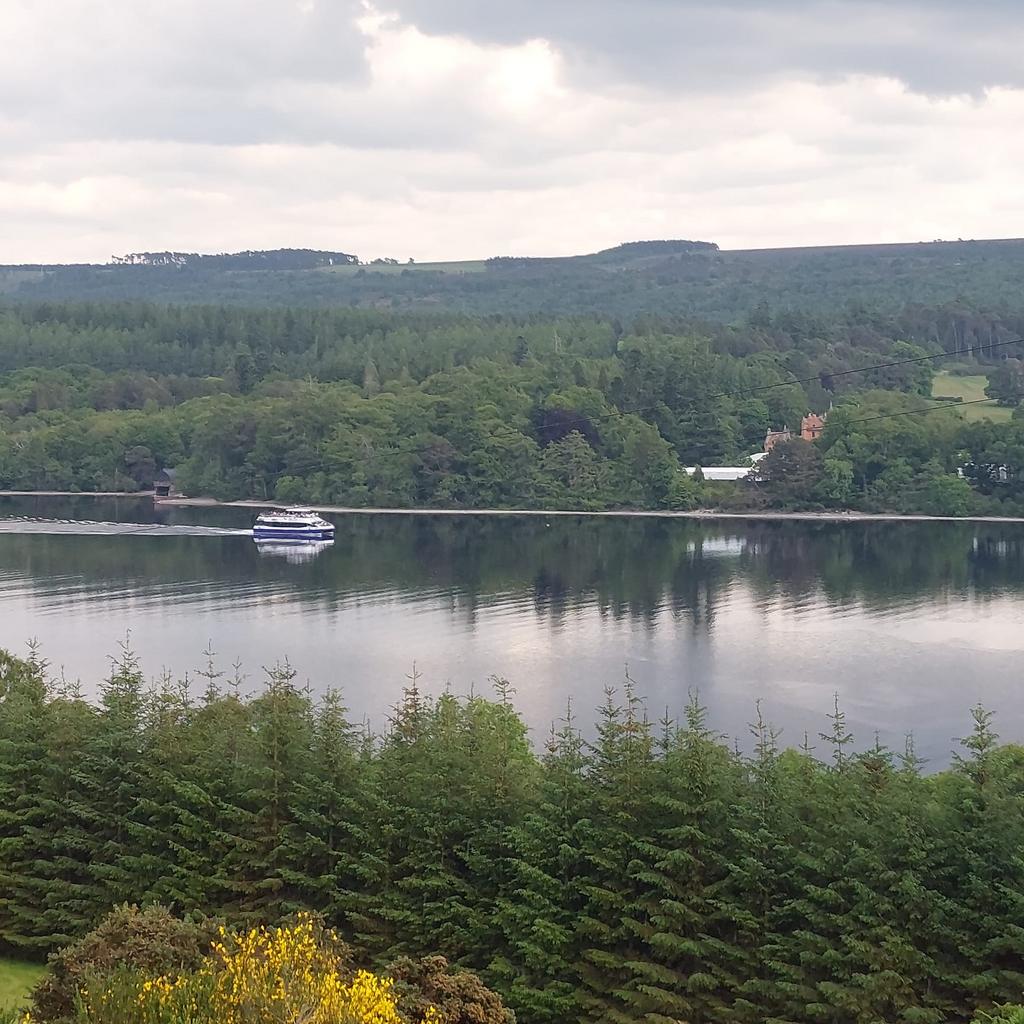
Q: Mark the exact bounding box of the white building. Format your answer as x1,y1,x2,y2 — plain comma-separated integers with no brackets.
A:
684,452,766,482
685,466,751,481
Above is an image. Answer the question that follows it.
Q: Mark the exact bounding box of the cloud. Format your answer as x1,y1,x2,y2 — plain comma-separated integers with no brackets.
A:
1,0,1023,263
1,0,368,146
381,0,1024,96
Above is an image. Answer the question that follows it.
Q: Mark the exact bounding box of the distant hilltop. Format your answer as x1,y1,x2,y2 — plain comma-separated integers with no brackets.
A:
593,239,719,257
486,238,719,269
109,248,359,270
110,240,720,272
6,236,1024,319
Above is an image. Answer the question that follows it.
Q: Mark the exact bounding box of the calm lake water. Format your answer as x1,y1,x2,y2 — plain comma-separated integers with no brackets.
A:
2,495,1023,765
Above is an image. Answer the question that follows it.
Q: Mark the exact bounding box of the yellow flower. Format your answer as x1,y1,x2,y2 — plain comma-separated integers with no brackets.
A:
76,914,438,1024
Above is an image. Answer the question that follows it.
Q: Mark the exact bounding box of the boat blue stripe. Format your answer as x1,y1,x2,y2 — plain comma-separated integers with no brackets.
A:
253,530,334,538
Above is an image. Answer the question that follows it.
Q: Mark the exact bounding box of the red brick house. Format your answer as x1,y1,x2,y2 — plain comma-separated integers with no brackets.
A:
801,413,827,442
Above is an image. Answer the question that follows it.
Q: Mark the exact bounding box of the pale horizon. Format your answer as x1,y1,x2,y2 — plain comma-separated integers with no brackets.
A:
5,0,1024,264
13,233,1024,269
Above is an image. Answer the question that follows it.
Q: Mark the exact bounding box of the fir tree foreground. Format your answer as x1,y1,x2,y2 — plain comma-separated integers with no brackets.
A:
4,646,1024,1022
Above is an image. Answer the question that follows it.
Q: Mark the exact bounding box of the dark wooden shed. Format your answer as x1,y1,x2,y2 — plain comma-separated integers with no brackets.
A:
154,468,178,498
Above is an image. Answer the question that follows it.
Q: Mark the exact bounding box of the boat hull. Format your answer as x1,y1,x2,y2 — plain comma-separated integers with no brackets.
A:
252,527,336,540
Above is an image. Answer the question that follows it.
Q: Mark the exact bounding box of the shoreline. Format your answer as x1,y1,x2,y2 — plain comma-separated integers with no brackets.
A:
2,490,1024,524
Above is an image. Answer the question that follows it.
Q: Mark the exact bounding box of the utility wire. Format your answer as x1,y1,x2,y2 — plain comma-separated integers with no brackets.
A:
707,336,1022,401
839,397,1004,428
549,338,1022,435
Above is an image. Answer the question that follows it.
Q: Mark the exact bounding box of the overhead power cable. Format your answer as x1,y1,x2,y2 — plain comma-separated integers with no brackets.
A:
839,397,1005,428
546,338,1023,435
707,336,1023,401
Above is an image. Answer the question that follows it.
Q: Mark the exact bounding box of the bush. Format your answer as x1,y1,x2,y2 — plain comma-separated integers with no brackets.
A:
974,1008,1024,1023
29,905,218,1023
385,956,514,1024
51,915,434,1024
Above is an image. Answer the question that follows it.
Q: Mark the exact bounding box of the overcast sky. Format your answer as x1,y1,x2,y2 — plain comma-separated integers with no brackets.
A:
4,0,1024,263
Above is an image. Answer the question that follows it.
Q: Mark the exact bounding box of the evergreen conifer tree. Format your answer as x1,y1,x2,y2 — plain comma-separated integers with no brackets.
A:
573,681,657,1023
289,687,367,922
627,692,751,1024
226,662,316,922
75,644,149,919
488,703,586,1024
0,649,54,954
30,674,102,947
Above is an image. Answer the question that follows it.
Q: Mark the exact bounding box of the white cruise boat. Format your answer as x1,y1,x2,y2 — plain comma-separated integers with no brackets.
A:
252,507,335,541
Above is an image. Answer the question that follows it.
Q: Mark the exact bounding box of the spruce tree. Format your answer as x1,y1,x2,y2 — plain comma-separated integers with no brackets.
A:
940,707,1024,1018
226,662,315,922
78,644,149,916
456,681,538,968
573,680,657,1023
30,674,103,947
488,702,586,1024
364,683,535,967
120,674,217,913
627,692,751,1024
347,671,434,960
173,667,261,921
290,687,368,922
730,703,791,1023
0,649,54,954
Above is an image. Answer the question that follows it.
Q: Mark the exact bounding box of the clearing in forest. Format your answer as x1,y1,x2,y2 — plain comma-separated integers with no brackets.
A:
932,370,1013,422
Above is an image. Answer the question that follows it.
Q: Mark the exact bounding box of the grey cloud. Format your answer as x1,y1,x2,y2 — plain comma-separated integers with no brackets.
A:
3,0,1023,264
383,0,1024,95
1,0,370,146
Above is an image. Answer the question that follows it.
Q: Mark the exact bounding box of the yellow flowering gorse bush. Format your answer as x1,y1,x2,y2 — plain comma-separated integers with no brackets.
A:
67,914,439,1024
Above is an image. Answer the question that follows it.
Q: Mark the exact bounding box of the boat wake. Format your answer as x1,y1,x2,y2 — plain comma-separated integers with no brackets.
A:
0,517,249,537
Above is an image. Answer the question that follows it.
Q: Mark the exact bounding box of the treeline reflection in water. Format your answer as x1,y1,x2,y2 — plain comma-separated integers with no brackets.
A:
0,511,1022,621
1,498,1024,764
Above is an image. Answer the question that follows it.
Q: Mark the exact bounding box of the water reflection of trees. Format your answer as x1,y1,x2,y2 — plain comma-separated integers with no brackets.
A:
2,513,1023,629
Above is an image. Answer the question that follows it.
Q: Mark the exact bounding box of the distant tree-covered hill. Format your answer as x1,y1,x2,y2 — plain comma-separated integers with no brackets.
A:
108,248,359,269
5,238,1024,320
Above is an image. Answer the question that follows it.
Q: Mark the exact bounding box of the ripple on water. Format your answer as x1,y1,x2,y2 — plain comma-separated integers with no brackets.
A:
0,517,247,537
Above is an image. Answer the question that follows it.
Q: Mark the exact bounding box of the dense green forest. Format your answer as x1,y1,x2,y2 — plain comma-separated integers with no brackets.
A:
0,298,1023,513
4,647,1024,1023
5,238,1024,319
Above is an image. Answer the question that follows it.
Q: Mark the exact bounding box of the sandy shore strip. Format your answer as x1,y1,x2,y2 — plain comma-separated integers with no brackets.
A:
3,490,1024,524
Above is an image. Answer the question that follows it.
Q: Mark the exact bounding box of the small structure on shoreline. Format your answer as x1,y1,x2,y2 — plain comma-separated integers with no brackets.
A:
153,468,179,499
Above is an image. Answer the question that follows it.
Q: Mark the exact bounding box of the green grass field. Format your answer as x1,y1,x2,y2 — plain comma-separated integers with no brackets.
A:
932,370,1013,422
0,958,44,1014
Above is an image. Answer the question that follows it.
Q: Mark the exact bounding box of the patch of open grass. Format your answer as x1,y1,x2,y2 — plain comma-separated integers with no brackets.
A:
0,958,45,1014
932,370,1013,422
